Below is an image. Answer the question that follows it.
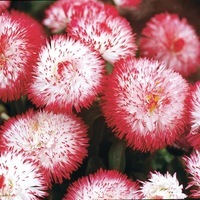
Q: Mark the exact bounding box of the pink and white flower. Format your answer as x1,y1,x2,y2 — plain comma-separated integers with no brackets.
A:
43,0,101,34
140,171,187,199
68,2,136,64
0,1,10,13
187,81,200,150
183,150,200,198
0,150,47,199
113,0,141,9
101,57,190,152
28,34,105,113
0,109,89,186
0,10,46,101
64,169,141,200
140,12,200,77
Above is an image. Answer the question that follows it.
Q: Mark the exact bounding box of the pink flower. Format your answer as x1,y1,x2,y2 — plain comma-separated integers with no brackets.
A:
0,1,10,13
67,1,136,64
0,109,89,186
140,12,200,77
0,150,47,199
43,0,100,34
64,169,141,199
101,57,190,152
183,150,200,198
27,34,105,113
0,10,46,102
113,0,141,9
140,171,187,199
187,81,200,150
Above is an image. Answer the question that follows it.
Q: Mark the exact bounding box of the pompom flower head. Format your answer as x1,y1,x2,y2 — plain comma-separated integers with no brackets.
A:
187,81,200,150
183,150,200,198
28,34,105,113
140,171,187,199
0,1,10,13
43,0,99,34
0,109,89,186
67,1,136,64
0,10,45,101
64,169,141,200
140,12,200,77
0,150,47,199
101,57,189,152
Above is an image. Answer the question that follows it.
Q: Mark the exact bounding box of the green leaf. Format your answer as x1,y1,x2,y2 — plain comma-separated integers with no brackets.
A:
108,139,126,172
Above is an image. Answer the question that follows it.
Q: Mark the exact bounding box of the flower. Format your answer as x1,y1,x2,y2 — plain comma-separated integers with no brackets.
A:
187,81,200,150
0,1,10,13
140,171,187,199
67,1,136,64
101,57,189,152
183,150,200,198
0,109,89,185
43,0,99,34
27,34,105,113
0,10,46,102
63,169,141,200
113,0,141,9
139,12,200,77
0,150,47,199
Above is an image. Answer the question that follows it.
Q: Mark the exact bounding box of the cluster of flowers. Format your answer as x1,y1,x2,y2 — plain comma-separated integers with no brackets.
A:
0,0,200,199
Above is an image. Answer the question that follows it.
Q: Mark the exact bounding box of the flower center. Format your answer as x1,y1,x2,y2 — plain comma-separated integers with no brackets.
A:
29,120,56,150
55,60,76,81
0,54,6,69
0,177,15,198
172,38,185,52
146,93,160,112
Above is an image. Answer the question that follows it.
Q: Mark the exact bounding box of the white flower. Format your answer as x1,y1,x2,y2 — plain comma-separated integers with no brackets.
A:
140,171,187,199
0,151,47,199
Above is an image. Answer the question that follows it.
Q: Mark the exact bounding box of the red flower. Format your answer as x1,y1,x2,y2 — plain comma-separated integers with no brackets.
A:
183,150,200,198
43,0,102,34
140,13,200,77
27,34,105,113
101,57,190,152
0,10,46,101
0,150,48,199
187,81,200,150
0,109,89,186
68,1,136,64
64,169,141,199
0,1,10,13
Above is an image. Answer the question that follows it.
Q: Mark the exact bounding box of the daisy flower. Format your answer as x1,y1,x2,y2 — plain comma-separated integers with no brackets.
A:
28,34,105,113
0,1,10,13
140,171,187,199
63,169,141,200
43,0,103,34
101,57,190,152
113,0,141,9
140,12,200,77
67,1,136,64
183,150,200,198
0,10,46,102
0,150,47,199
187,81,200,150
0,109,89,185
